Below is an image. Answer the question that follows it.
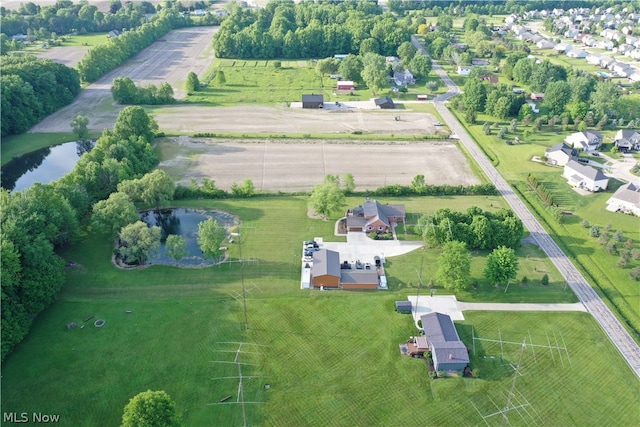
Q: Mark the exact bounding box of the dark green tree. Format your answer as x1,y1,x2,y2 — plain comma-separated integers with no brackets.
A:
121,390,181,427
484,246,519,286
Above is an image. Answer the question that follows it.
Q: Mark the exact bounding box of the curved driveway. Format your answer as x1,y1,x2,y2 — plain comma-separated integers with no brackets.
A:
415,42,640,378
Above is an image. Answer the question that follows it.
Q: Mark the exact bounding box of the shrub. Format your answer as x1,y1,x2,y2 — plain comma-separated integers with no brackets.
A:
541,273,549,286
589,225,600,238
630,267,640,281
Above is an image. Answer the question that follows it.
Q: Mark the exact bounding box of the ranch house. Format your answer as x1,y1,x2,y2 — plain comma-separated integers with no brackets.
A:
345,199,405,233
420,312,470,372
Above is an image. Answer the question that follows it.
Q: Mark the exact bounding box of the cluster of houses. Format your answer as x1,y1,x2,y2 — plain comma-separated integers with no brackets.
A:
506,7,640,81
544,129,640,215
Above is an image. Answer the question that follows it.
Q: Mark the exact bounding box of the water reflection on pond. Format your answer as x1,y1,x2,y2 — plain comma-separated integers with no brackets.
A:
1,140,94,192
140,208,238,267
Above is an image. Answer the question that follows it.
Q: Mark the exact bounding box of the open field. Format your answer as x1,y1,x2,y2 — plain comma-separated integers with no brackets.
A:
2,197,636,426
29,26,219,134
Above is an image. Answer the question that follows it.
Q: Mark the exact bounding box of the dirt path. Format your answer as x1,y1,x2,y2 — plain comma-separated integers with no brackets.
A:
29,26,219,134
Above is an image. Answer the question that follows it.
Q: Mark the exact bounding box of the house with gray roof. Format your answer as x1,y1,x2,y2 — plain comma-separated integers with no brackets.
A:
563,159,609,192
606,182,640,216
546,143,577,166
614,129,640,152
565,130,602,152
420,312,469,372
346,199,405,233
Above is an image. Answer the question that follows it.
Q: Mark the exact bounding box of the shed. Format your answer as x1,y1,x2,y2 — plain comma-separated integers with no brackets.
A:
395,301,413,313
302,94,324,109
374,97,395,109
417,94,428,101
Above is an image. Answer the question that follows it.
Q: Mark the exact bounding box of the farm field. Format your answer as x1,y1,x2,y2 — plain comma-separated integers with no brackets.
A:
156,137,478,192
2,196,636,426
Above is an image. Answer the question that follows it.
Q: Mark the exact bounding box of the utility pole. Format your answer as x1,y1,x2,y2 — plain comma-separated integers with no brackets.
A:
231,231,248,330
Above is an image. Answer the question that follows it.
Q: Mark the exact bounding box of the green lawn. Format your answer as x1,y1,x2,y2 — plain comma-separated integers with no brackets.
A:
450,108,640,340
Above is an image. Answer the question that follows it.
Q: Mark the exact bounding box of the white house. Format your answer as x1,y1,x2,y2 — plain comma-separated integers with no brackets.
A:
565,130,603,152
525,100,540,113
563,160,609,192
554,42,573,53
567,49,588,58
586,54,603,65
537,39,556,49
457,66,473,76
597,40,615,50
545,143,577,166
606,182,640,215
614,129,640,152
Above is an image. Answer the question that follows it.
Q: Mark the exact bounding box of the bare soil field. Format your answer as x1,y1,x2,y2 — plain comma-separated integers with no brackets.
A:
152,104,447,135
158,137,480,192
29,26,219,133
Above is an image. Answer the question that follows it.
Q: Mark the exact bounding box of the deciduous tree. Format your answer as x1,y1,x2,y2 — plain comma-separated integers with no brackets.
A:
197,217,225,260
185,71,200,92
436,241,471,291
166,234,188,262
91,192,139,235
71,115,90,139
484,246,519,286
308,179,345,219
122,390,181,427
118,221,161,265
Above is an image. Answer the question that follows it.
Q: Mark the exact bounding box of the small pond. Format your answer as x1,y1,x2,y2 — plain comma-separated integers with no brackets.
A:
139,208,238,267
1,140,94,192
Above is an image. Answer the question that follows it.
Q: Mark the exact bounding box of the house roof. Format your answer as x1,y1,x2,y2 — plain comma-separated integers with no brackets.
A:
608,182,640,207
565,159,608,181
546,143,576,157
615,129,640,141
375,97,394,106
421,312,462,343
362,199,405,227
311,249,341,278
431,341,470,365
340,270,378,285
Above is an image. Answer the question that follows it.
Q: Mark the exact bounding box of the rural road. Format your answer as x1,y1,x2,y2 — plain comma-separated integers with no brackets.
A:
423,53,640,378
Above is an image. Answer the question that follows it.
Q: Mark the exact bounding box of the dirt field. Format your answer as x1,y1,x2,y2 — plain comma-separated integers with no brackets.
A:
29,26,219,133
153,104,447,135
158,137,480,191
37,45,89,68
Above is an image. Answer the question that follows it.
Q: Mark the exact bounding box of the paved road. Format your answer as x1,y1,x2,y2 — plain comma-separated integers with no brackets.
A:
413,38,640,378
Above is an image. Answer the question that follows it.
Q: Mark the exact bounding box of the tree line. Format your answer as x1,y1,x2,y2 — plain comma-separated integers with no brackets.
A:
111,77,175,105
1,55,80,136
1,106,159,361
213,1,416,59
388,0,634,15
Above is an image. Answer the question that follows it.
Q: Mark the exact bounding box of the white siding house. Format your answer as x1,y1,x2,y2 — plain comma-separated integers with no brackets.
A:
606,182,640,215
563,160,609,192
545,143,577,166
565,130,603,152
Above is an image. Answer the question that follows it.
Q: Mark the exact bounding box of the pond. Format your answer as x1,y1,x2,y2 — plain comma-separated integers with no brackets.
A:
1,140,94,192
139,208,238,267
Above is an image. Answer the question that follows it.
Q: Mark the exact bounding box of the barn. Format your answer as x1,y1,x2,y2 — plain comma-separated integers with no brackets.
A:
311,249,340,287
337,80,355,90
420,312,469,372
374,97,395,109
302,94,324,109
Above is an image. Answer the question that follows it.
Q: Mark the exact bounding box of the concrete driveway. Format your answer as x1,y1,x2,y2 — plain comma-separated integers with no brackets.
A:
321,232,423,264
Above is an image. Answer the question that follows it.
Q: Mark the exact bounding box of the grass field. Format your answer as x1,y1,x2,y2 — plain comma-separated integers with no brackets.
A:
2,196,636,426
449,108,640,340
1,132,88,166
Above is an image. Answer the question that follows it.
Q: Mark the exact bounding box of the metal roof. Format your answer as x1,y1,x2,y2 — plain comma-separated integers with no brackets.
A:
311,249,341,278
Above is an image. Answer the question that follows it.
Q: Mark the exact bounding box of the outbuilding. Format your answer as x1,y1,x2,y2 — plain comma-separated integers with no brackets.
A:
337,81,355,90
302,94,324,109
374,97,395,109
395,301,413,313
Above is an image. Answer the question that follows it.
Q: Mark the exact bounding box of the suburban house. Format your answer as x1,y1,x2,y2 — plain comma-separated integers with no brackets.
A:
536,39,555,49
302,94,324,108
457,66,473,76
563,159,609,192
393,70,415,86
554,42,572,53
606,182,640,216
567,49,587,58
565,130,603,152
586,54,603,65
345,199,406,233
614,129,640,152
337,80,354,90
374,97,395,109
310,249,380,290
420,312,470,372
545,143,577,166
530,93,545,101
